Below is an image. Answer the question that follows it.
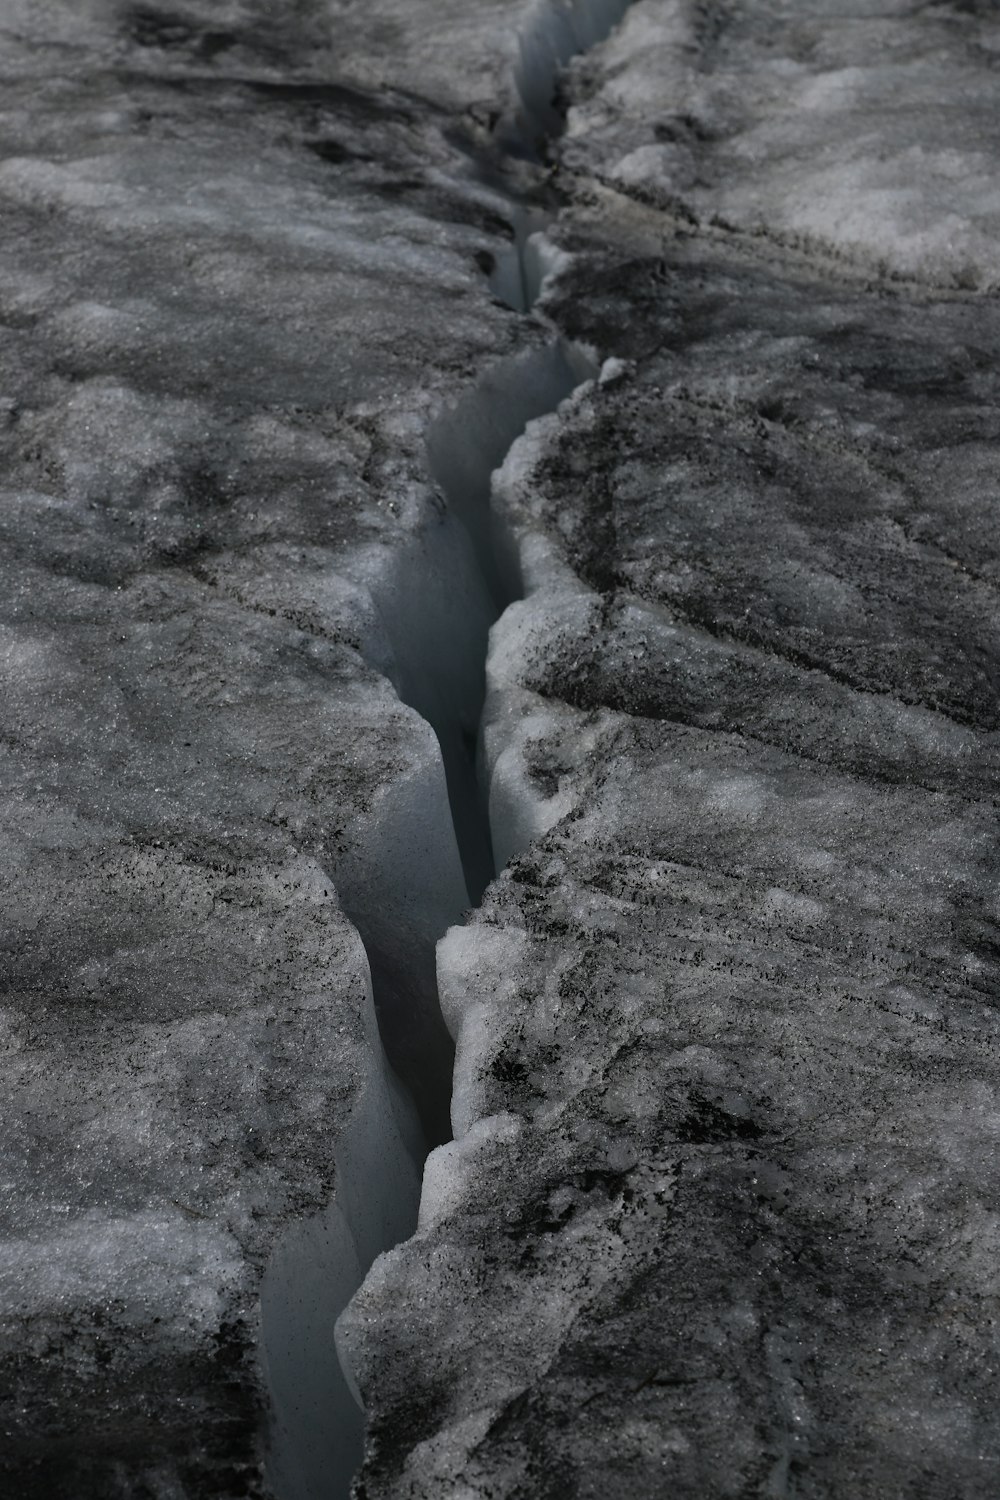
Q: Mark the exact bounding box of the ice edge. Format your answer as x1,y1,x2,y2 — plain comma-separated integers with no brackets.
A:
261,3,635,1496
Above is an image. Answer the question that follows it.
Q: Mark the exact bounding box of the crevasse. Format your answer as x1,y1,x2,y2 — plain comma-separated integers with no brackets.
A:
259,3,633,1496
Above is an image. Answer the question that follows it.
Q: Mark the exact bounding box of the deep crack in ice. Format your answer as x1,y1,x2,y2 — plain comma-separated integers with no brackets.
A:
261,4,635,1496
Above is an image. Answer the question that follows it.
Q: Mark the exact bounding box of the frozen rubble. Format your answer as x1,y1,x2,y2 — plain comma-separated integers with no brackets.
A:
0,1,583,1496
341,3,1000,1497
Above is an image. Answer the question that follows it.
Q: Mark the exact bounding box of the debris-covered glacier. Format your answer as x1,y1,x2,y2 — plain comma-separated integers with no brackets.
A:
5,0,1000,1497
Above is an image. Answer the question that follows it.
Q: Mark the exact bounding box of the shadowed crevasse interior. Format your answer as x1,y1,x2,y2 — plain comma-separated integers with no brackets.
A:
257,2,633,1497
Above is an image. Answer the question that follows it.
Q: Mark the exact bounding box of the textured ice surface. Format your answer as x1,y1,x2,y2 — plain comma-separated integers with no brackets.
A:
342,3,1000,1496
350,719,1000,1495
0,1,564,1494
561,0,1000,289
11,0,1000,1494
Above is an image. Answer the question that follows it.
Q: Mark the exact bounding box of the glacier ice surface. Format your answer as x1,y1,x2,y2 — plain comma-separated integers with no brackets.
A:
342,3,1000,1497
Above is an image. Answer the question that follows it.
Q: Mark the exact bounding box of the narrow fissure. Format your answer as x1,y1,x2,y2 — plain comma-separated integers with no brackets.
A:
260,4,635,1495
